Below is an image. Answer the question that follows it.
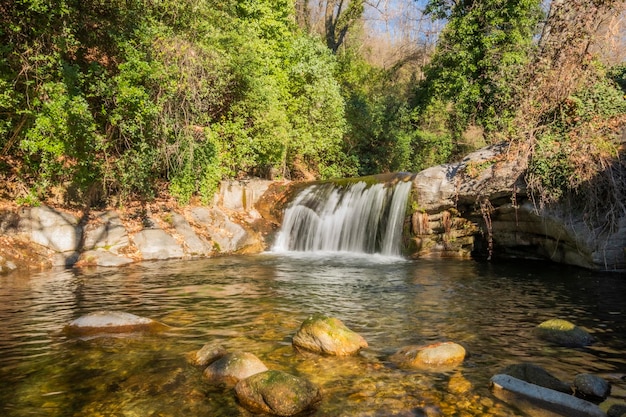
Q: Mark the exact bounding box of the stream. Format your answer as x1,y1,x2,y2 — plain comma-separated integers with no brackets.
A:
1,254,625,416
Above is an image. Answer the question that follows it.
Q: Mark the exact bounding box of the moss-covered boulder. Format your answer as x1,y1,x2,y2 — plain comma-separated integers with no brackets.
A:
203,351,268,385
292,314,368,356
390,342,466,370
534,319,594,347
235,370,321,416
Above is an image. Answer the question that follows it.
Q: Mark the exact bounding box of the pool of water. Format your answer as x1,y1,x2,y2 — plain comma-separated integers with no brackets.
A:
0,254,625,416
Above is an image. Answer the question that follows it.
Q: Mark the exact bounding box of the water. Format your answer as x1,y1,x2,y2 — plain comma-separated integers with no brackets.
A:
1,255,625,416
273,177,413,256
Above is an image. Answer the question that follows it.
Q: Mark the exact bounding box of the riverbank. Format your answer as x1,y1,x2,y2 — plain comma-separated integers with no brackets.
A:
0,179,284,274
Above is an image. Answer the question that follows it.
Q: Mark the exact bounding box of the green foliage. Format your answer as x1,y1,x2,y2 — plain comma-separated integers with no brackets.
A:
415,0,543,148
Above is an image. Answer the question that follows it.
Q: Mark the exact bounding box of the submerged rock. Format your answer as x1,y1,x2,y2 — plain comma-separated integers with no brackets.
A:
490,374,606,417
573,373,611,403
292,313,368,356
66,311,169,335
235,370,321,416
188,341,228,367
390,342,466,370
203,351,268,385
500,363,572,394
534,319,595,347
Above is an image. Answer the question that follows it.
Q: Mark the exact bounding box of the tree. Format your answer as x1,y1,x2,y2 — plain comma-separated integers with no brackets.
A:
414,0,544,141
295,0,366,53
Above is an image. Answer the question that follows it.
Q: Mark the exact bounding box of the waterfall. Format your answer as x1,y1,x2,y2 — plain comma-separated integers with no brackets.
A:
272,175,414,256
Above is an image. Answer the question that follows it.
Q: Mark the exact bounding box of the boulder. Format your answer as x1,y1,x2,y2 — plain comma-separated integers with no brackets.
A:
203,351,268,385
18,205,81,253
534,319,594,347
190,207,255,253
65,311,169,335
83,211,129,253
573,373,611,402
390,342,466,370
188,342,227,367
78,249,134,267
608,404,626,417
500,363,572,394
132,227,184,260
490,374,606,417
170,213,211,256
235,370,321,416
292,314,368,356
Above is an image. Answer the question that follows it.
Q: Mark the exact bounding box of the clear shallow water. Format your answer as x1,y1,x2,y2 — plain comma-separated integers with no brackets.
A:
0,254,625,416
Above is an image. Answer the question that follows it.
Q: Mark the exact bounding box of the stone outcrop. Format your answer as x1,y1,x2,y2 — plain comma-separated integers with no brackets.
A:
292,314,368,356
408,143,626,271
0,179,274,269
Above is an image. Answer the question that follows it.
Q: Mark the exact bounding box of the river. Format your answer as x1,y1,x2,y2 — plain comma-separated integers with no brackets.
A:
0,253,625,416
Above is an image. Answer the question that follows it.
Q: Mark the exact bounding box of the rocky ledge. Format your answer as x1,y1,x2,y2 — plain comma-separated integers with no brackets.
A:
0,179,279,272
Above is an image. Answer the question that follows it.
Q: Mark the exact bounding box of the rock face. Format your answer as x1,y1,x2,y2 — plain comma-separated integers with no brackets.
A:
65,311,169,335
490,374,607,417
203,351,268,385
0,179,270,270
235,370,321,416
292,314,368,356
407,143,626,271
534,319,595,347
390,342,466,370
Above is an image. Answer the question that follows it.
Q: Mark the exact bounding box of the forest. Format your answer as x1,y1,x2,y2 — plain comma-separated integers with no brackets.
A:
0,0,625,208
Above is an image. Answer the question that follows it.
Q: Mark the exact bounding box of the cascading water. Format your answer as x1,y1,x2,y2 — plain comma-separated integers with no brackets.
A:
272,174,414,256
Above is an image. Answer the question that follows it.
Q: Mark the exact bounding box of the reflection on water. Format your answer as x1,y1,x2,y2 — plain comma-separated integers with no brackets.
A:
0,255,625,416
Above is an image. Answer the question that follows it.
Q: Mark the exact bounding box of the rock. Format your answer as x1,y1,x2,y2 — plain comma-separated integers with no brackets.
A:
171,213,211,256
292,313,368,356
132,227,184,260
190,207,255,253
573,373,611,402
390,342,466,370
235,370,321,416
18,205,81,253
83,211,129,253
534,319,595,347
188,342,227,367
78,249,134,267
218,179,272,212
608,404,626,417
500,363,572,394
490,374,606,417
65,311,169,335
203,352,268,385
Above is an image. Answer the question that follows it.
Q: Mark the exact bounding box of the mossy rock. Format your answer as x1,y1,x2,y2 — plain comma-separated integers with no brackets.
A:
235,370,321,416
534,319,594,347
292,313,368,356
203,351,268,385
